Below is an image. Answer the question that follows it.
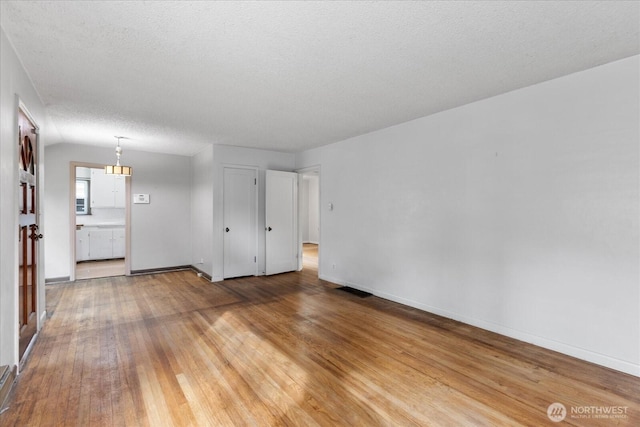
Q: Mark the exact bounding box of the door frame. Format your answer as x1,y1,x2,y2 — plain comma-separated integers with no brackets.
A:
68,162,132,281
295,165,321,274
222,164,259,278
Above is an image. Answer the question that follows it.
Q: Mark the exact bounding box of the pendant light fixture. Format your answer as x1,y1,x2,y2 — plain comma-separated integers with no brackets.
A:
105,136,132,176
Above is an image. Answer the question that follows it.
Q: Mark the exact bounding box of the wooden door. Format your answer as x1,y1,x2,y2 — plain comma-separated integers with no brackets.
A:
18,107,40,360
265,170,298,275
223,168,257,278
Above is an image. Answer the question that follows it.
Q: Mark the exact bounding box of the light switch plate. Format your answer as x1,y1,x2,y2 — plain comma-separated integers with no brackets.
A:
133,194,150,204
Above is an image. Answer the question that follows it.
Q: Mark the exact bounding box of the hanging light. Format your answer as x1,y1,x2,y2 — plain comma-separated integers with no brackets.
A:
105,136,132,176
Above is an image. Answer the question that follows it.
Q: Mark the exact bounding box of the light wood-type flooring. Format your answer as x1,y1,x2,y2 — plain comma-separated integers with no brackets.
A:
1,251,638,426
76,258,125,280
302,243,318,270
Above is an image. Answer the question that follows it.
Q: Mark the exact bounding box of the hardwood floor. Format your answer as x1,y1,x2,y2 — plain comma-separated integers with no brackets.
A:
1,263,638,426
302,243,318,270
76,258,125,280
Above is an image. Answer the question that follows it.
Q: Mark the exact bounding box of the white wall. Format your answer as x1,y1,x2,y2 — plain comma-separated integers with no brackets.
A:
0,28,49,369
190,145,214,276
211,145,295,281
44,143,192,277
296,56,640,376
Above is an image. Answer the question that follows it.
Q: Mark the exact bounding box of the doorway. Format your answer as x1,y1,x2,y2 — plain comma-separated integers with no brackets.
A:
71,163,130,281
298,167,320,275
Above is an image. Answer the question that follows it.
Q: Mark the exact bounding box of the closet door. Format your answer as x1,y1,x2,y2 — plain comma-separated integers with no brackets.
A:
265,170,298,276
223,168,257,278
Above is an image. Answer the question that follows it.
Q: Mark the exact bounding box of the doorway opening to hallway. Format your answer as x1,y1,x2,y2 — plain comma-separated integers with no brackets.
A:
299,167,320,276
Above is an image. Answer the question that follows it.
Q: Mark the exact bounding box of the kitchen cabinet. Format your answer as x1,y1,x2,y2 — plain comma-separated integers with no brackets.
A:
76,228,91,261
90,170,125,208
76,226,125,261
114,176,125,208
89,229,114,260
112,228,125,258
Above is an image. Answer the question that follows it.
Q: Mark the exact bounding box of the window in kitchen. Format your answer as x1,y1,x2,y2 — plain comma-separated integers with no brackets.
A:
76,179,90,215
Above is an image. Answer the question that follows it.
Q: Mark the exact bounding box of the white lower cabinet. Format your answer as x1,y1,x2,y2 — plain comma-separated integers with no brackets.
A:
76,227,125,261
89,229,114,260
112,228,125,258
76,229,91,261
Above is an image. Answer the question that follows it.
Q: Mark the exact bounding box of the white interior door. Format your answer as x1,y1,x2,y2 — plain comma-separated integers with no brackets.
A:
223,167,257,278
266,170,298,275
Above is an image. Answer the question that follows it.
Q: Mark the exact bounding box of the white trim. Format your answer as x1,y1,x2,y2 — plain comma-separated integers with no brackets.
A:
18,331,38,374
295,165,321,174
17,99,39,131
296,174,304,271
10,96,21,367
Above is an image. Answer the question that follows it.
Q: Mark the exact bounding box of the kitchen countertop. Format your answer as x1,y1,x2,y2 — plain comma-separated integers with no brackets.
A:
77,223,125,228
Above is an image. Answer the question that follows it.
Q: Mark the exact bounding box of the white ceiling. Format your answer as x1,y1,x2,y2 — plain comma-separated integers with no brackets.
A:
1,1,638,156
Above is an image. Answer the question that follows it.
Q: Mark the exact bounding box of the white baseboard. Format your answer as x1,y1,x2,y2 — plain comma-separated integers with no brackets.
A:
319,274,639,377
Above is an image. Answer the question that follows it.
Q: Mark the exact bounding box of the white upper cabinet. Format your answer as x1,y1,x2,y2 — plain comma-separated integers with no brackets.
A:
114,175,125,208
90,169,126,208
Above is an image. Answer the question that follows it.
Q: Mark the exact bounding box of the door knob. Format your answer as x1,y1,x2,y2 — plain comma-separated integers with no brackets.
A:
225,227,230,232
267,227,272,231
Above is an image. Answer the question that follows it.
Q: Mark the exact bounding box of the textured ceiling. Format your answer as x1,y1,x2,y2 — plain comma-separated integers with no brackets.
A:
1,1,638,156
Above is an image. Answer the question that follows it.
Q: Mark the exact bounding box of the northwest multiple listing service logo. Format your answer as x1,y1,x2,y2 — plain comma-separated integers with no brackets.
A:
547,402,629,422
547,403,567,422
